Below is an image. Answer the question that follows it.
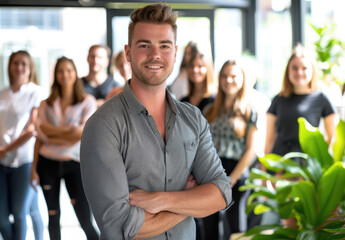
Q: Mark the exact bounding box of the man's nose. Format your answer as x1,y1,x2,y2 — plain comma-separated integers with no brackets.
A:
149,46,161,59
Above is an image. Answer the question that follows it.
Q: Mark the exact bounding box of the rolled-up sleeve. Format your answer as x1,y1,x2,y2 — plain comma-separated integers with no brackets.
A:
80,113,145,240
191,111,232,209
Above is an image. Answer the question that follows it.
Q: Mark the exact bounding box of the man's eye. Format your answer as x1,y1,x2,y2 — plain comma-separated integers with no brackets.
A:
139,44,149,48
161,45,171,49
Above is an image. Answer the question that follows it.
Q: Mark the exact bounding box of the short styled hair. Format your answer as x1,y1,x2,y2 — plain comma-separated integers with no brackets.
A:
128,3,178,46
88,44,111,59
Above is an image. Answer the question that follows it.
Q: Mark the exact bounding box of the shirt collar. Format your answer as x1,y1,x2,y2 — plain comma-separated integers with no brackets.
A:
122,79,180,116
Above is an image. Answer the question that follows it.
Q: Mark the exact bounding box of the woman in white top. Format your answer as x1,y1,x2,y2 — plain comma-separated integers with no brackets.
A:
31,56,99,240
0,50,44,240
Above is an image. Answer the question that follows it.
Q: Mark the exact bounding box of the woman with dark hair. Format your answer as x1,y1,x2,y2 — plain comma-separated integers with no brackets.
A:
180,52,216,111
203,60,258,239
30,57,99,240
0,50,44,240
169,41,199,100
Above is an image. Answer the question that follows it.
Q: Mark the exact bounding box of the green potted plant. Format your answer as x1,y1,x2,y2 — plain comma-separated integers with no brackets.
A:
311,23,345,82
239,117,345,239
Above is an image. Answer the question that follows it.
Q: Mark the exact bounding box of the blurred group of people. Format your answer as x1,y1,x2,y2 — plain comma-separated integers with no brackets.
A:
0,45,132,240
167,41,337,240
0,30,340,240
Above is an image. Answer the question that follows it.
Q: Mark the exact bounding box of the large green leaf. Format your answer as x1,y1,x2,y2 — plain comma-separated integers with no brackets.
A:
259,154,283,172
246,200,277,215
277,200,296,219
305,155,323,185
333,119,345,163
291,181,317,227
275,180,298,203
325,234,345,240
297,230,317,240
298,118,333,170
247,190,276,205
259,153,310,180
247,168,275,182
317,162,345,226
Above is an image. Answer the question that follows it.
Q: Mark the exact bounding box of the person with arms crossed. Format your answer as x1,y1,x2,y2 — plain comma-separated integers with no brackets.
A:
31,57,99,240
0,50,44,240
80,3,232,240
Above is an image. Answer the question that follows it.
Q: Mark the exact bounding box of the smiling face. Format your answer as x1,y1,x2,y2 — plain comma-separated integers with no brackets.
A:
220,64,244,97
188,56,207,85
125,22,177,87
87,47,109,74
9,54,31,86
56,60,77,89
288,56,313,90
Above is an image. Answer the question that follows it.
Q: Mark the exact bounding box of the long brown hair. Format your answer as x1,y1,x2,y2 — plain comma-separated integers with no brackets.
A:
280,44,319,97
47,57,85,106
187,53,215,98
128,3,178,46
8,50,39,85
180,41,199,70
205,60,251,138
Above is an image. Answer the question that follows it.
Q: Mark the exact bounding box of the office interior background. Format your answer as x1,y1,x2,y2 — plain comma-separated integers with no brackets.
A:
1,0,345,239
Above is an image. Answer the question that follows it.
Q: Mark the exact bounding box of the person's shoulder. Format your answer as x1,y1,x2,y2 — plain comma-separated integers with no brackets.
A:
174,99,205,122
0,87,10,95
95,91,125,115
83,93,97,104
313,90,328,98
106,75,120,87
81,77,88,84
179,95,189,102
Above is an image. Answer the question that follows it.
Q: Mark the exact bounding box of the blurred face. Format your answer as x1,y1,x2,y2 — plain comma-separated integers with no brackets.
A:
125,22,177,87
9,54,31,86
87,47,109,73
183,45,193,63
220,64,244,96
288,56,313,88
56,61,77,88
116,60,131,81
188,57,207,84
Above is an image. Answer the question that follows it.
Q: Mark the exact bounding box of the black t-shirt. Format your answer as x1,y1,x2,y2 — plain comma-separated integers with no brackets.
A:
267,91,335,155
180,96,214,112
82,75,119,100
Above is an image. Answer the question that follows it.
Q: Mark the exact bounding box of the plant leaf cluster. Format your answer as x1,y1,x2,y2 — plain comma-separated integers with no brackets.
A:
240,118,345,239
311,23,345,80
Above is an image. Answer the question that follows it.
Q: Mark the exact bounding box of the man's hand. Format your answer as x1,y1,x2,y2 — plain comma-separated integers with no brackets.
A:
129,190,164,214
184,174,197,190
130,174,198,214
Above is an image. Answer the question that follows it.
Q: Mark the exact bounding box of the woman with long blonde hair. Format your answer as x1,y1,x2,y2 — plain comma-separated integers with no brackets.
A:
0,50,44,240
203,60,258,239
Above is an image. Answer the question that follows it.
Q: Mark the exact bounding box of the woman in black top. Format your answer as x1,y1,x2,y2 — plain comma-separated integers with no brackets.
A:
262,44,337,227
265,44,336,157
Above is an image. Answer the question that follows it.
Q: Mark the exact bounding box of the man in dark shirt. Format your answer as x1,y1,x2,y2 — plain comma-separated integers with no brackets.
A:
82,44,119,107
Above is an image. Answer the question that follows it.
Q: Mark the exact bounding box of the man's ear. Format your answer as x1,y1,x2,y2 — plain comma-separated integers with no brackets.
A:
124,45,131,62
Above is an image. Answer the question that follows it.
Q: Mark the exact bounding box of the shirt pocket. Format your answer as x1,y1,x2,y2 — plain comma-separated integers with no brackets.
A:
184,138,198,169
